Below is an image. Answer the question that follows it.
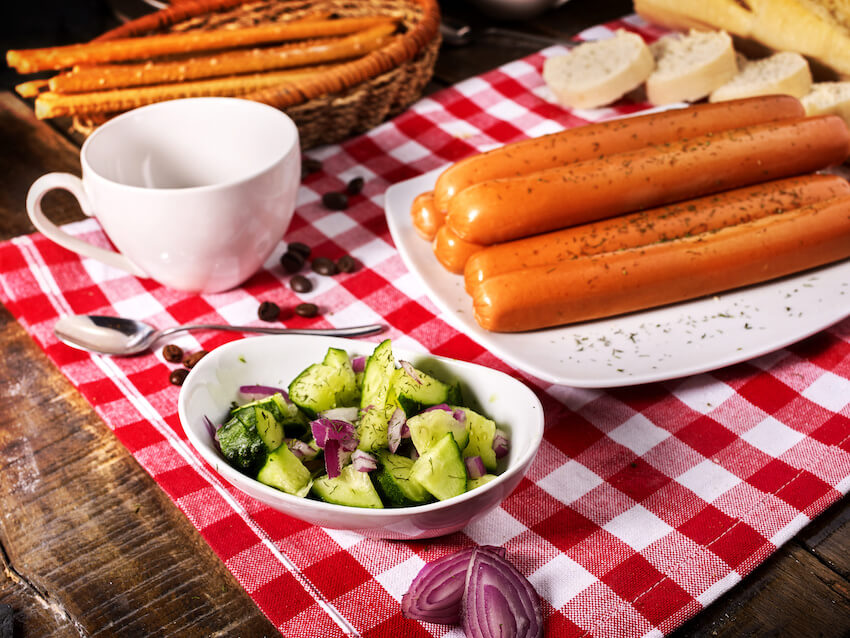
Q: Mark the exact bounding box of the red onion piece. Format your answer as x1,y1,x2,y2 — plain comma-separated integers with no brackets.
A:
492,429,510,459
323,439,343,478
453,409,466,424
311,418,358,449
462,549,542,638
399,360,422,384
423,403,451,413
401,546,507,625
351,355,366,373
286,438,319,460
387,407,407,453
464,456,486,479
319,406,359,423
351,449,378,472
204,416,221,452
238,384,288,402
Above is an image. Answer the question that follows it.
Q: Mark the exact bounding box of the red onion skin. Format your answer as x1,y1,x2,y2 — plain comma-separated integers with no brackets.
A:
324,439,342,479
401,546,507,625
462,549,543,638
387,407,407,453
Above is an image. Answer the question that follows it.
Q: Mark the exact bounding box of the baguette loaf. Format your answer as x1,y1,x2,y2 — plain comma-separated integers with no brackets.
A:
634,0,850,78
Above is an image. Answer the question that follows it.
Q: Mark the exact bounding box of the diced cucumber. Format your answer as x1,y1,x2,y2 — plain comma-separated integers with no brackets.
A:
373,451,432,507
467,474,498,490
392,365,456,416
311,464,384,508
288,347,359,418
410,432,467,501
358,339,395,451
216,416,265,472
257,444,312,497
457,407,498,471
407,408,469,454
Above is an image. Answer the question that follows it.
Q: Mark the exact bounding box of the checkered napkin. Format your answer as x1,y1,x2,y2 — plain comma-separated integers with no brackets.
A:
2,15,849,638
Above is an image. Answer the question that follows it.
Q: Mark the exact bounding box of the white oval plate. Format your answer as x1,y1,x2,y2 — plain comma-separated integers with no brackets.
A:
384,168,850,387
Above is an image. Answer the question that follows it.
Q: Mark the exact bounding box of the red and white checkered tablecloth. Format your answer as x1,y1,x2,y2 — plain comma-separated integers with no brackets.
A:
2,15,849,638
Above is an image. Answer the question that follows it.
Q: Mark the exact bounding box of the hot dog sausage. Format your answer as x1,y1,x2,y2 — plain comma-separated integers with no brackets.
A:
410,191,443,241
448,115,850,245
463,174,850,291
471,196,850,332
433,95,806,213
432,224,484,274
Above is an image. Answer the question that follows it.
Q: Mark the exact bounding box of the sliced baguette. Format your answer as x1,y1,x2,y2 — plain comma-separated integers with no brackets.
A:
646,29,738,104
710,51,812,102
802,82,850,126
542,29,654,109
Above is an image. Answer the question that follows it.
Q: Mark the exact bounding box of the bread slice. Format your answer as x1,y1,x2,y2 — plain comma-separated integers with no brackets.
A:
646,29,738,104
709,51,812,102
634,0,850,78
802,82,850,126
542,30,654,109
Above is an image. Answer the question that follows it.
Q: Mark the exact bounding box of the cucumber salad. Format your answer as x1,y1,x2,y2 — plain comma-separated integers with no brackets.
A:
212,339,510,508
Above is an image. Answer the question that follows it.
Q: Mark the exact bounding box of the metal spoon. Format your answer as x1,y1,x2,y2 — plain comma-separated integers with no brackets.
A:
54,314,385,356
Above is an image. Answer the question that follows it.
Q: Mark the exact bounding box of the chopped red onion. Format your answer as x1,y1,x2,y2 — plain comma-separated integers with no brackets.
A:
387,407,407,453
286,438,319,461
351,355,366,373
351,449,378,472
319,406,359,423
311,418,358,449
323,439,343,479
238,384,287,402
399,360,422,384
462,548,542,638
401,546,507,624
464,456,486,479
423,403,451,413
205,416,221,452
492,429,510,459
452,409,466,424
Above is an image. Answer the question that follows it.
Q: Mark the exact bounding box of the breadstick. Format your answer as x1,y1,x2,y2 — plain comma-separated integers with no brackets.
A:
34,64,339,119
8,16,396,73
48,24,397,93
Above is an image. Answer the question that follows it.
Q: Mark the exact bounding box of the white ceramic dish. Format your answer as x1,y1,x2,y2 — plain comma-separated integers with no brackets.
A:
178,335,544,539
385,168,850,387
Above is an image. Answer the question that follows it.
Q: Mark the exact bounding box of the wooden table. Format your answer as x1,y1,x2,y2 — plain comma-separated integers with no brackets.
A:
1,1,848,635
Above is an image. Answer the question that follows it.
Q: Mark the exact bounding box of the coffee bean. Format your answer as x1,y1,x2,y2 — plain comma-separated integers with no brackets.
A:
162,344,183,363
169,368,189,386
311,256,338,276
257,301,280,322
289,274,313,293
301,157,323,177
183,350,208,369
322,191,349,210
346,176,365,196
287,242,311,259
295,302,319,318
336,255,357,273
280,251,304,273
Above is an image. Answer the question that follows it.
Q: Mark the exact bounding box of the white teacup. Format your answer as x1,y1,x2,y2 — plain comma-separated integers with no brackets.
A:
27,98,301,293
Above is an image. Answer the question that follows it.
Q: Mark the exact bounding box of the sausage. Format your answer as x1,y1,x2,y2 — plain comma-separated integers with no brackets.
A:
432,224,484,274
410,191,444,241
447,115,850,245
463,174,850,291
471,195,850,332
433,95,806,213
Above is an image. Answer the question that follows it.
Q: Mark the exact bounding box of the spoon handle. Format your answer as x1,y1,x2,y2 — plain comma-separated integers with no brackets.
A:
156,323,385,339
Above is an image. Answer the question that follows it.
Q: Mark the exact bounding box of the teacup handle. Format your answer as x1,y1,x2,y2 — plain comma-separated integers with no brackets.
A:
26,173,148,277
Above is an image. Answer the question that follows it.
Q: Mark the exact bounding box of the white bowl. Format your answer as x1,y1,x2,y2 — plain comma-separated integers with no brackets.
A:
178,335,544,539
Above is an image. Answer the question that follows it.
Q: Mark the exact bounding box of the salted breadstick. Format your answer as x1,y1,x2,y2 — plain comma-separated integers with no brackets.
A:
8,16,395,73
34,64,339,119
49,23,397,93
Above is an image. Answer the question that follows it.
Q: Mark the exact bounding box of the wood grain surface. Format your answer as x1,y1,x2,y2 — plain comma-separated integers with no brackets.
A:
0,0,847,636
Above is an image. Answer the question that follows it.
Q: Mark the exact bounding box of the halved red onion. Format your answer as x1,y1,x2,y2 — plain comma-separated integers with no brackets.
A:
319,406,359,423
311,418,358,449
464,456,486,479
351,449,378,472
462,548,542,638
286,438,319,461
387,407,407,453
399,360,422,385
492,429,510,459
351,355,366,373
401,546,507,625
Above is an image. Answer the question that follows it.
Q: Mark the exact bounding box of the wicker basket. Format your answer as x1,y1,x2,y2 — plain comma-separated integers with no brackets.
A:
74,0,441,148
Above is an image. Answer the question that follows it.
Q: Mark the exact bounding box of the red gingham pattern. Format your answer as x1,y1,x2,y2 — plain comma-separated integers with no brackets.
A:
2,16,849,637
